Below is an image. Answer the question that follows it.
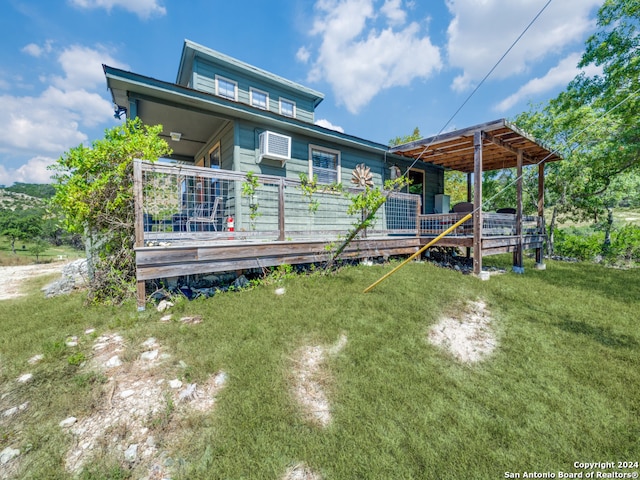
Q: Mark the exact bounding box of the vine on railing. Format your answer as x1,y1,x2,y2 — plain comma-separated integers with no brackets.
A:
242,171,261,230
298,172,343,213
325,175,411,270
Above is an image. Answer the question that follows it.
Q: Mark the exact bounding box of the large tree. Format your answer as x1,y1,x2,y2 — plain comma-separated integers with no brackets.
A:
515,0,640,254
0,208,43,254
50,118,171,303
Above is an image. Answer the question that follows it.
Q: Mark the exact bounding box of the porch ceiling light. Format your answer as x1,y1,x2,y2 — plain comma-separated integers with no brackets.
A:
170,132,182,142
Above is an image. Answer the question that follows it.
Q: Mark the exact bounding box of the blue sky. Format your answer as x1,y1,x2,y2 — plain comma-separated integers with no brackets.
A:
0,0,603,186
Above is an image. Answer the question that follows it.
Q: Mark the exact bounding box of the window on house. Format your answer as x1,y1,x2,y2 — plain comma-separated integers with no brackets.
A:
208,142,221,169
216,76,237,101
309,145,340,185
250,88,269,110
280,98,296,118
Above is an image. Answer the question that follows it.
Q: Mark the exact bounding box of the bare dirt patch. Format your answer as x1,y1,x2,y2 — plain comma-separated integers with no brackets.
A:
427,300,497,363
0,263,66,301
62,333,226,477
283,462,323,480
291,334,347,428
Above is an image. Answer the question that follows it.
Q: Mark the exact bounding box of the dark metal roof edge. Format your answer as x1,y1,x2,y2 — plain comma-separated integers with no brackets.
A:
104,65,392,154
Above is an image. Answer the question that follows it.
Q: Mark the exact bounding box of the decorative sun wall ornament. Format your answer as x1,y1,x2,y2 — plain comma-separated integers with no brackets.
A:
351,163,374,188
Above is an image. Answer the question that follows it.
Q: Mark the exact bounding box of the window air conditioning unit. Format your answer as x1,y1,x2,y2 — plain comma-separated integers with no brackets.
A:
258,131,291,165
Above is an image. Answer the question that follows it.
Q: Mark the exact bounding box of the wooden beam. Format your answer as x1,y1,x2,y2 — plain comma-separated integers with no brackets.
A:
514,149,524,271
133,160,146,309
278,178,285,241
466,172,472,258
473,131,483,275
482,130,537,165
536,162,545,265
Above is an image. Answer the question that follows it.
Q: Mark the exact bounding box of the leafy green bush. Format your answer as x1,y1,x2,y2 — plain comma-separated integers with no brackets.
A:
609,224,640,263
554,225,640,264
553,228,602,260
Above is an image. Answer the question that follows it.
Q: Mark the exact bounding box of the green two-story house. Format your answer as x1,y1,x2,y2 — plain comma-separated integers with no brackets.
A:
104,39,444,222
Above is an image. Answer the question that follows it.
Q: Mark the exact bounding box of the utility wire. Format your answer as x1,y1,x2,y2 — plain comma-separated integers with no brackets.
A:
480,84,640,210
402,0,553,173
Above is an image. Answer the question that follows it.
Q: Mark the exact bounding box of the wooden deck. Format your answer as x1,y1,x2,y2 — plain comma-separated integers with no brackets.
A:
135,229,543,288
132,160,547,308
135,236,422,281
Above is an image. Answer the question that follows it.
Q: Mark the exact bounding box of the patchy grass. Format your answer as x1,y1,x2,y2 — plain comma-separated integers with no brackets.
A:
0,235,83,266
0,257,638,479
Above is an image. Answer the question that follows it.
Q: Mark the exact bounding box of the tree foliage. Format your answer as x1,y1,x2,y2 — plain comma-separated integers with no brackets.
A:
514,0,640,256
50,118,171,303
389,126,421,147
0,208,44,254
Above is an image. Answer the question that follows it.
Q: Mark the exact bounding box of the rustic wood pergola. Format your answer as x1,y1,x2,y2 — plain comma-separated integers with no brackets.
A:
390,118,562,275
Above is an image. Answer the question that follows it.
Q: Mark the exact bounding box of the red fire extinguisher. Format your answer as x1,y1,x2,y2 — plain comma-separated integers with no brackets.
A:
226,216,234,239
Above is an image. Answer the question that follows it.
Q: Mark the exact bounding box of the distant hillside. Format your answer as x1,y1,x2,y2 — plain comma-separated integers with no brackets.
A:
0,189,47,211
3,182,55,199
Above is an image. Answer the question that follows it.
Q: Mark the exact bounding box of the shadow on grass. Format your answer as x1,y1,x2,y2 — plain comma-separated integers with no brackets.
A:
538,260,640,304
554,319,638,349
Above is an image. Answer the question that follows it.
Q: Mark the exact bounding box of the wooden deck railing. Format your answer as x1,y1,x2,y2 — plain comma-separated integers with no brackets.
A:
133,160,421,246
419,212,543,237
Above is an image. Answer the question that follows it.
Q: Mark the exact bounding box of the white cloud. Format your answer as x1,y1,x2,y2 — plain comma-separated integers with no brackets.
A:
22,43,44,57
446,0,601,92
494,53,602,112
51,44,127,90
296,46,311,64
0,89,91,154
304,0,442,114
22,40,53,58
70,0,166,19
315,118,345,133
0,156,57,185
381,0,407,26
0,44,126,184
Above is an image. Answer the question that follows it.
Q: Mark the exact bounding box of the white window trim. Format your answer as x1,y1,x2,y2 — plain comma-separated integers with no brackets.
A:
279,97,296,118
215,75,238,101
250,87,269,110
308,144,341,184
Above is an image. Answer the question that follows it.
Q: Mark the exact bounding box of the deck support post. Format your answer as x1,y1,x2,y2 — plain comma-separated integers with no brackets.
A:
416,195,422,237
133,160,146,310
513,149,524,273
278,178,285,241
466,173,472,258
473,131,484,277
536,162,545,267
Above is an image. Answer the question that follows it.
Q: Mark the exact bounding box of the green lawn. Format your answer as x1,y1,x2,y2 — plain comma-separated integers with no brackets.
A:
0,236,83,266
0,257,638,479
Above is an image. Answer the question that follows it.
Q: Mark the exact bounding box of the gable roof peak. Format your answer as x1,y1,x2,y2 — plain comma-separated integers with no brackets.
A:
176,39,324,107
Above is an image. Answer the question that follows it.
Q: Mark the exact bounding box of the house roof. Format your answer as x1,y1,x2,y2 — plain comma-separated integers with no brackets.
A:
103,65,396,162
176,40,325,108
389,119,561,173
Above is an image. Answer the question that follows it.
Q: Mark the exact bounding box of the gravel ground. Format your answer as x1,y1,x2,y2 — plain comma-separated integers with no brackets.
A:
0,262,66,301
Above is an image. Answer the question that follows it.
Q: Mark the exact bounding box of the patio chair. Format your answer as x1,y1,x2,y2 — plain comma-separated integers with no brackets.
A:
451,202,474,234
494,208,517,234
451,202,474,213
186,197,220,232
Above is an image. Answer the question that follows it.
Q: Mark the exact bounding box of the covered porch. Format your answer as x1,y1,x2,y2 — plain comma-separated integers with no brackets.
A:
390,119,561,275
133,115,560,308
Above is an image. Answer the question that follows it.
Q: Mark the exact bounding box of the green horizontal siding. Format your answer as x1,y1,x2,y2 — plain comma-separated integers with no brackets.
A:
194,58,315,123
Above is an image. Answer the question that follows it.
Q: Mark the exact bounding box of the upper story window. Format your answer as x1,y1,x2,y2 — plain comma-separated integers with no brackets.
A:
280,98,296,118
216,75,237,101
309,145,340,185
250,88,269,110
